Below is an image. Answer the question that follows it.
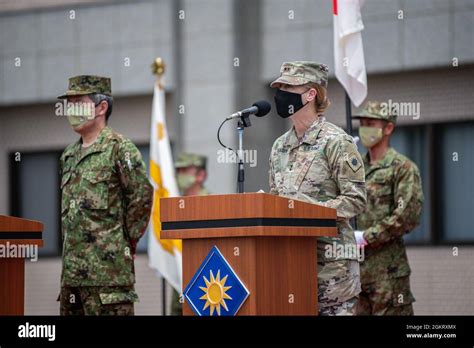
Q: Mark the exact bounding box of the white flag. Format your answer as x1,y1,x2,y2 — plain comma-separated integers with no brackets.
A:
147,83,182,293
333,0,368,107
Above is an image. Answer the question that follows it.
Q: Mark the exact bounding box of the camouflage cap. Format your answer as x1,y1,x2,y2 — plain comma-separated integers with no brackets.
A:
270,61,329,89
175,153,207,170
58,75,112,99
353,101,397,124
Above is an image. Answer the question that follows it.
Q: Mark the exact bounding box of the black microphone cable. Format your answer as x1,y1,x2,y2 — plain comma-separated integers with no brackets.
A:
217,118,238,158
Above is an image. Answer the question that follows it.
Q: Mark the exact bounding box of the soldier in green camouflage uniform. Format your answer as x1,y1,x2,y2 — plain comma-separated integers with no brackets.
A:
170,153,209,315
353,101,424,315
269,62,367,315
175,153,210,197
57,75,153,315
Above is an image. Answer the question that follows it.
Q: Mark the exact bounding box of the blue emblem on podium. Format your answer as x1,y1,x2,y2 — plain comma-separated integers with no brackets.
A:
183,246,249,316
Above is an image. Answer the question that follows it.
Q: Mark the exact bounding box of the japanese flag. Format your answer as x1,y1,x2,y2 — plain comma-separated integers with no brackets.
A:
333,0,368,107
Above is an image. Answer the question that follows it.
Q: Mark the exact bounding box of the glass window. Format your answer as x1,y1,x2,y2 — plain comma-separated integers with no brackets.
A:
390,126,431,243
439,122,474,242
15,152,61,256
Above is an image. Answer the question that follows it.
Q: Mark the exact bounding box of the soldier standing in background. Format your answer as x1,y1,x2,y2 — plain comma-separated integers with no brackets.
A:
58,75,153,315
353,101,424,315
268,61,367,315
175,153,209,197
170,153,209,315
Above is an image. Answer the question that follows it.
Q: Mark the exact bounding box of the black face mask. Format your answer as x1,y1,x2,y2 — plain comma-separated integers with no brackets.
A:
274,89,309,118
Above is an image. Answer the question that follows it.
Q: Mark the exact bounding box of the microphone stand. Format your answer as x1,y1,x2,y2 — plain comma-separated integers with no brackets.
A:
236,112,252,193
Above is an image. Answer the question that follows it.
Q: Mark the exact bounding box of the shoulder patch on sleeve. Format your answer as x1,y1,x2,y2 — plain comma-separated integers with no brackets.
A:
347,153,362,173
341,146,365,182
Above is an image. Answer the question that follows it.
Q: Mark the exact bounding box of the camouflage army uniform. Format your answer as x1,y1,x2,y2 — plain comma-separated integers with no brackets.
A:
171,153,209,315
354,102,424,315
269,62,367,316
57,76,153,315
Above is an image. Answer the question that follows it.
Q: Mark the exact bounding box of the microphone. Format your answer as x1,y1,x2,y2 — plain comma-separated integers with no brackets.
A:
227,100,271,120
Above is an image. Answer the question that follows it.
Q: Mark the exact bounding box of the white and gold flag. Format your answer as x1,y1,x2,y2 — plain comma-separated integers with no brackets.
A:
147,82,182,293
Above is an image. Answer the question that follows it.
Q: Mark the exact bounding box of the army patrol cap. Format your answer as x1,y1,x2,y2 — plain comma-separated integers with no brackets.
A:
270,61,329,89
353,101,397,124
58,75,112,99
175,153,207,170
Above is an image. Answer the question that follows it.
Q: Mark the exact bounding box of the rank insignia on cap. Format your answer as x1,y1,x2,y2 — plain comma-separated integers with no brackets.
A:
184,246,249,316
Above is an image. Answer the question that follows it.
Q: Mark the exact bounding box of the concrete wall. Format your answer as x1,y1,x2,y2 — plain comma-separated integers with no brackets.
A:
2,0,473,104
0,0,175,104
179,0,237,194
261,0,474,79
408,246,474,315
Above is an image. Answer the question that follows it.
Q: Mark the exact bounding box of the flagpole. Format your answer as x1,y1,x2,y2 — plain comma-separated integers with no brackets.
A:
344,91,353,136
151,57,167,316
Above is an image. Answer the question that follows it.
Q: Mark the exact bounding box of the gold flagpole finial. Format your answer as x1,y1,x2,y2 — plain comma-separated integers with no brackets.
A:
151,57,165,89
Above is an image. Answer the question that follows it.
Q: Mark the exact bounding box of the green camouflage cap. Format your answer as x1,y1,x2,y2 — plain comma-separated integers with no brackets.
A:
270,61,329,88
58,75,112,99
175,153,207,170
353,101,397,124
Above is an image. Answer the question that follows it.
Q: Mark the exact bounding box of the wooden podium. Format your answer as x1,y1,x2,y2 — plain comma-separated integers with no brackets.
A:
0,215,43,315
160,193,337,315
